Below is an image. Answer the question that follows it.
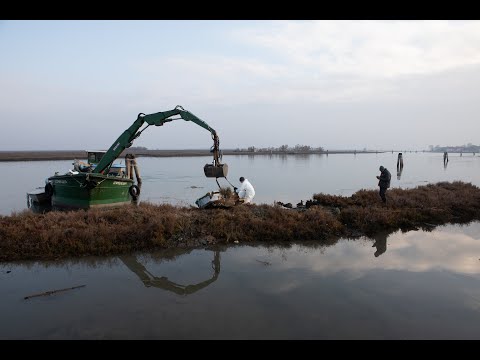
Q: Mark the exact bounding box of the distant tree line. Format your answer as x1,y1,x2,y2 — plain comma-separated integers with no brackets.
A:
234,144,325,153
429,144,480,153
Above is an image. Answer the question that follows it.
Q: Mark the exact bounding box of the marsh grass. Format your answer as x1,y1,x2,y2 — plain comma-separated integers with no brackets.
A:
219,187,234,199
1,181,480,261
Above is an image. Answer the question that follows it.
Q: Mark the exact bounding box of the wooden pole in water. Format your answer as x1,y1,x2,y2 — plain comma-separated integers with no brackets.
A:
397,153,404,169
24,285,86,300
126,157,131,179
132,157,142,186
125,154,134,180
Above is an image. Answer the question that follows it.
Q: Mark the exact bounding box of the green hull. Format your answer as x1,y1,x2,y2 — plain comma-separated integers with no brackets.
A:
48,173,134,210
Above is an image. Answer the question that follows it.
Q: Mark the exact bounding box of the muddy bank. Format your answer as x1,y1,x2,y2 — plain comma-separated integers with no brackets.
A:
1,181,479,261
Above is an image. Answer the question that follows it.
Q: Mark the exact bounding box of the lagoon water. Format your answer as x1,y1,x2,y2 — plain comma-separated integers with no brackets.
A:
1,152,480,339
1,222,480,339
1,151,480,215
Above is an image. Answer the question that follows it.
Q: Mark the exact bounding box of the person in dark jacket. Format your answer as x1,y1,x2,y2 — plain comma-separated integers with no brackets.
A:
376,165,391,204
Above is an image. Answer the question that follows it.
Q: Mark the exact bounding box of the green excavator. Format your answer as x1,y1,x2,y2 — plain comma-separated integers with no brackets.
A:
36,105,228,210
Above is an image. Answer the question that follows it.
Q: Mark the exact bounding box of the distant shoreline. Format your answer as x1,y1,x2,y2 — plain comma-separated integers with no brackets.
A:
0,149,396,162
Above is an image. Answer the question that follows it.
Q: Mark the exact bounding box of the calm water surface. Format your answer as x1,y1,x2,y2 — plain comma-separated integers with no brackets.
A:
1,222,480,339
1,152,480,215
2,152,480,339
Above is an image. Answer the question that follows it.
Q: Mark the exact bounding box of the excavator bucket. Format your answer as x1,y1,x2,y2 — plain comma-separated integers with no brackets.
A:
204,163,228,178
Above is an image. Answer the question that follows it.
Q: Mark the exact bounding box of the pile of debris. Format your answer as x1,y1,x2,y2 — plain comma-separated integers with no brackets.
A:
275,199,340,215
195,187,238,209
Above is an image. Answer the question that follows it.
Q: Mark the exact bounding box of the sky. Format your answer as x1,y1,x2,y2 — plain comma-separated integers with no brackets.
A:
1,20,480,151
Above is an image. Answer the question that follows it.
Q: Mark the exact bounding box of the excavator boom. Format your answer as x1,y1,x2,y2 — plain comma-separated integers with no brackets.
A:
92,106,227,178
143,107,217,135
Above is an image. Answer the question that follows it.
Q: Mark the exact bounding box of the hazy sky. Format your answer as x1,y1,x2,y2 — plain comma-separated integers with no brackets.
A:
1,20,480,151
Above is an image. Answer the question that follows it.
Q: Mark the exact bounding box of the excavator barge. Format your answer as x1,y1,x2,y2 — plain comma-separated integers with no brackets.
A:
27,106,228,211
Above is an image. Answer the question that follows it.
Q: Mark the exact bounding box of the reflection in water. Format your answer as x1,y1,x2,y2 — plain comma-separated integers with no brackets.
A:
118,250,221,296
290,222,480,276
397,166,403,180
372,231,388,257
2,223,480,339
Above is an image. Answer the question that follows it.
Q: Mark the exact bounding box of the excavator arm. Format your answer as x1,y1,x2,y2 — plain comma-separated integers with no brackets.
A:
92,105,227,178
118,251,221,296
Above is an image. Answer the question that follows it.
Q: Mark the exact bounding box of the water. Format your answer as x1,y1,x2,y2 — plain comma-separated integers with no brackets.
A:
1,152,480,215
2,152,480,339
1,222,480,339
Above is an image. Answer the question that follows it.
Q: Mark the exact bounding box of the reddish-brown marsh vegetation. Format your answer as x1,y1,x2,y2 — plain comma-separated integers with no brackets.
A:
1,181,479,261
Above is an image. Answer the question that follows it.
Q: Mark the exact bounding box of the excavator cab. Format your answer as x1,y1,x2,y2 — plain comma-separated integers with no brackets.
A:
87,150,105,165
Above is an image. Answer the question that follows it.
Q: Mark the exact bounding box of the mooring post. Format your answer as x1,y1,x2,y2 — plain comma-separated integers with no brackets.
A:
132,157,142,186
125,154,134,180
397,152,404,170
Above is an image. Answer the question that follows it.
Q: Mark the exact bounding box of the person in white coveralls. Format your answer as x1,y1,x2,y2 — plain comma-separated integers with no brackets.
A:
234,177,255,204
